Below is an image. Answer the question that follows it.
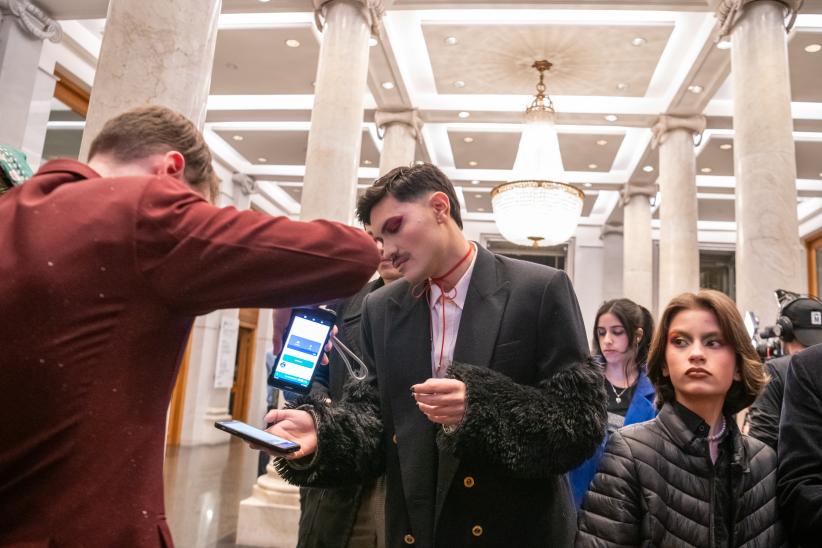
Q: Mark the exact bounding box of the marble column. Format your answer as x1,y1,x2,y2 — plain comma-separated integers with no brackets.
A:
0,1,61,168
78,0,221,159
300,0,385,223
621,182,656,311
375,109,422,176
719,0,804,319
600,222,624,302
652,114,704,309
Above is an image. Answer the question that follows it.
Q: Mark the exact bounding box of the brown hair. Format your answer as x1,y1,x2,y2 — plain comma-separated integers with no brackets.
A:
356,163,463,229
88,105,219,202
647,289,767,414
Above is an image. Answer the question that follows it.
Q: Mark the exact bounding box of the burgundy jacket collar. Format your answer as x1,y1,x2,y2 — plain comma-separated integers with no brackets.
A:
36,159,101,181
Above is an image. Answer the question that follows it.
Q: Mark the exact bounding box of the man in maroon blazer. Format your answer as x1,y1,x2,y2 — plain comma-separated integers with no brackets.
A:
0,105,379,547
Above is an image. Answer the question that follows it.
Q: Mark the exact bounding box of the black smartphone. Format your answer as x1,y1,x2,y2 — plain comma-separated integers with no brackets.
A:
268,307,336,394
214,419,300,454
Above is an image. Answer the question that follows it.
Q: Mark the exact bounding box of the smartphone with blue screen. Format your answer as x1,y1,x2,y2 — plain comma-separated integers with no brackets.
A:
267,307,336,394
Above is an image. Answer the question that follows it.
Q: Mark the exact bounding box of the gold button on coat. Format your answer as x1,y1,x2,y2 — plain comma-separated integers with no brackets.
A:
472,525,483,537
403,533,415,544
463,476,475,488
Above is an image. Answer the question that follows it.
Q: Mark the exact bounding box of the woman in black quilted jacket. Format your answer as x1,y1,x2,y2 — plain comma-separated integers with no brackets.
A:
576,289,785,548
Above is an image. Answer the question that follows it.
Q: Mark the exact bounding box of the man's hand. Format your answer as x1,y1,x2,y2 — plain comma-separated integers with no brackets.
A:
412,378,466,426
258,409,318,460
318,324,338,366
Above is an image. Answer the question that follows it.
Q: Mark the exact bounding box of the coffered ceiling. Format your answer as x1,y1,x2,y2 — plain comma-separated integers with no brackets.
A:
40,0,822,242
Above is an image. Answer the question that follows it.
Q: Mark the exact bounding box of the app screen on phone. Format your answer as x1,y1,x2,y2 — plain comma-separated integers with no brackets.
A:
274,314,331,388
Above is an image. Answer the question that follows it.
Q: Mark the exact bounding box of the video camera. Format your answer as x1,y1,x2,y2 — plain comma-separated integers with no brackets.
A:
745,289,822,362
744,311,783,362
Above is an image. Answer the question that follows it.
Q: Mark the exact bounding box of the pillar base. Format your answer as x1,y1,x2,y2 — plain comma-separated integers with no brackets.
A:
236,465,301,547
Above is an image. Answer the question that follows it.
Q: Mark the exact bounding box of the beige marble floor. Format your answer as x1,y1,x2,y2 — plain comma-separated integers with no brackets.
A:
164,438,265,548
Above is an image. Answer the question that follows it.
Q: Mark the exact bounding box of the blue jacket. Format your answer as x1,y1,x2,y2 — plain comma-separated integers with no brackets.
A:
569,370,656,508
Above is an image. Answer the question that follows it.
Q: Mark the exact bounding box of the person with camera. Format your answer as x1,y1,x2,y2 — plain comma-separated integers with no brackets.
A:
747,295,822,451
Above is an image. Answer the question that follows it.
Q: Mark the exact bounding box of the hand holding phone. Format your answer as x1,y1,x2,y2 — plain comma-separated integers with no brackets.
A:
268,308,337,394
263,408,318,460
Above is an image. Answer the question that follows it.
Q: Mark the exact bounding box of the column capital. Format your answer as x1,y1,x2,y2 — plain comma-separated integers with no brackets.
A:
231,173,257,196
313,0,386,37
375,109,424,140
620,181,657,206
650,114,706,149
716,0,803,40
600,222,623,239
0,0,62,42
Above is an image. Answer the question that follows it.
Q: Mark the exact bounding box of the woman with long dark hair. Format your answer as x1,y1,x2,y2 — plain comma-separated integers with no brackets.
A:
576,290,783,547
569,298,656,507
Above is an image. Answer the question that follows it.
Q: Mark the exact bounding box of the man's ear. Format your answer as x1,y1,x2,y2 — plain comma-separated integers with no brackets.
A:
429,191,451,223
161,151,186,180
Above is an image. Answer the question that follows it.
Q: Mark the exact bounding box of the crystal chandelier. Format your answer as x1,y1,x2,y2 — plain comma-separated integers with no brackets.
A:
491,60,584,247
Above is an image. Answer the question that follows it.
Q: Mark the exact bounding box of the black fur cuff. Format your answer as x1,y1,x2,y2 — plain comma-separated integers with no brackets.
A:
438,360,607,478
275,380,385,487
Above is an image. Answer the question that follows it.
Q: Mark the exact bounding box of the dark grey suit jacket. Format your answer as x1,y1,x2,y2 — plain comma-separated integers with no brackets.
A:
278,245,607,548
360,245,604,547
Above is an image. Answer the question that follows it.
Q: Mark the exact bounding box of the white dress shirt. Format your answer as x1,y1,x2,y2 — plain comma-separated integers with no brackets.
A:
428,243,477,378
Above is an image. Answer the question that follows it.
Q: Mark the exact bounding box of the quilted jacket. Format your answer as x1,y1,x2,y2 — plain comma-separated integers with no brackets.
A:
575,403,785,548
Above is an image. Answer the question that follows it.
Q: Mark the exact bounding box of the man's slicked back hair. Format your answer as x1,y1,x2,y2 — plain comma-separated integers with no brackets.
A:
88,105,219,203
356,163,463,229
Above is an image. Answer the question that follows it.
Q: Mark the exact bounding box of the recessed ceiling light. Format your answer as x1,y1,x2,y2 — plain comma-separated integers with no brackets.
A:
588,163,598,169
381,81,395,90
805,44,822,53
719,143,733,150
415,160,425,166
596,139,608,146
258,0,271,3
701,167,713,173
285,39,300,48
688,84,704,94
471,180,480,185
453,80,465,88
475,194,482,198
232,135,243,141
368,37,378,47
819,172,822,177
584,182,593,188
458,111,470,119
463,136,474,143
631,37,646,47
468,160,478,167
616,83,629,91
258,157,267,163
363,159,372,165
477,207,485,212
604,114,618,122
717,39,732,50
643,165,654,173
445,36,458,45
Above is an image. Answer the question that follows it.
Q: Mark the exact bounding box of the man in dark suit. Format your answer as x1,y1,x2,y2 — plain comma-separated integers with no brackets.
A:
777,343,822,546
0,106,379,547
266,163,607,547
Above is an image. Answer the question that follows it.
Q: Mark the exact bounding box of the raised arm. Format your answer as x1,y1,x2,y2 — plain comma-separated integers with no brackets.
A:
135,176,379,315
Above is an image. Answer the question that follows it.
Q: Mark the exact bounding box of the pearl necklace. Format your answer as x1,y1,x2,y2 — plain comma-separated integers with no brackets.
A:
707,416,727,442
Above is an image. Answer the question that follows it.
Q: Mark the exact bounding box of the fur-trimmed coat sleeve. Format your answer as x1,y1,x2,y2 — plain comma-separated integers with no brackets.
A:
438,359,607,478
274,379,385,488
